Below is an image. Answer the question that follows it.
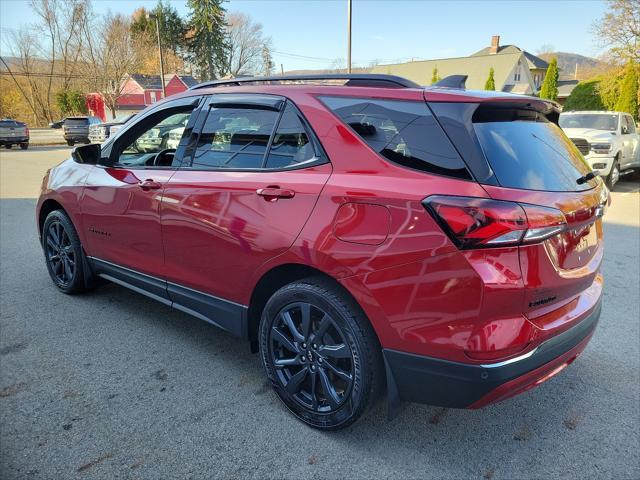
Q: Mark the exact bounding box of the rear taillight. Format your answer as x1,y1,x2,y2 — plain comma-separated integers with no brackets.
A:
25,126,29,136
423,195,566,249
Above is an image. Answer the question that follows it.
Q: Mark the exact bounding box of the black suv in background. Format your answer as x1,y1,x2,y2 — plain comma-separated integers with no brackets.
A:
0,119,29,149
63,117,101,146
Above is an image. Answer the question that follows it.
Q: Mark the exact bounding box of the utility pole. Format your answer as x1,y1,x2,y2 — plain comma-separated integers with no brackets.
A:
149,12,166,98
347,0,352,73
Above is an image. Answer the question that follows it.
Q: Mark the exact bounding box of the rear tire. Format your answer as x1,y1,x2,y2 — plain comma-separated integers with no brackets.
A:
5,144,12,149
66,140,74,146
20,143,28,150
259,277,382,430
42,210,92,294
606,157,620,189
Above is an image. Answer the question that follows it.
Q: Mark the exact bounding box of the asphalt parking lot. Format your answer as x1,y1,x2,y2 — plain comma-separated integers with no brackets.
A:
1,146,639,479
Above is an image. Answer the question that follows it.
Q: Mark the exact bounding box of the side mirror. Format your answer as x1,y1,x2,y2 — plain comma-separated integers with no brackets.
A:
622,126,629,134
71,143,101,165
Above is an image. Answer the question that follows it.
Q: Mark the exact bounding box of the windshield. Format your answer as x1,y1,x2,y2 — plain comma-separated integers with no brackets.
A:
475,120,597,192
559,114,618,131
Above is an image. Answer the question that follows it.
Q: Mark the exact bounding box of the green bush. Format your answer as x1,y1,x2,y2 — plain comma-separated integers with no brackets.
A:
563,80,605,111
615,63,639,120
55,90,88,116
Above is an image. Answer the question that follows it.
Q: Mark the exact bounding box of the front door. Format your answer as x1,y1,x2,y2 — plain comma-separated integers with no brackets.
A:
80,97,203,290
160,95,331,334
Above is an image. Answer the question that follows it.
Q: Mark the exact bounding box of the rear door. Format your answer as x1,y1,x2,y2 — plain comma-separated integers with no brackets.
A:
160,94,331,334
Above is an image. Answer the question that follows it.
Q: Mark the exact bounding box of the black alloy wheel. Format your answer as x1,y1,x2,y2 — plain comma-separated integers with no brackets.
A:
45,219,76,286
42,210,91,294
270,302,355,413
260,279,382,430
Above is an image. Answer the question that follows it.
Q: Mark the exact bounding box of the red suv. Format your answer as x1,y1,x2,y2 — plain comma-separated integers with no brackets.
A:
37,74,606,430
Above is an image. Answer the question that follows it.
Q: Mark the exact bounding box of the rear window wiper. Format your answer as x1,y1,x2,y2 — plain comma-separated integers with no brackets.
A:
576,172,596,185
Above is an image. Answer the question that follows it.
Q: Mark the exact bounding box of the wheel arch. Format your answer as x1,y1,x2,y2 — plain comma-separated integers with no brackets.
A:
38,199,68,236
246,263,380,349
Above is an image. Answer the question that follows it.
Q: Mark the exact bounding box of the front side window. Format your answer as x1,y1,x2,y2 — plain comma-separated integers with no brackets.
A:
192,107,278,169
624,115,636,134
321,96,471,179
116,108,195,167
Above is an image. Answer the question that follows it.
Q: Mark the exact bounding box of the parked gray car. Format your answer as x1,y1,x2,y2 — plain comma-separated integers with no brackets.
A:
63,116,101,146
0,119,29,149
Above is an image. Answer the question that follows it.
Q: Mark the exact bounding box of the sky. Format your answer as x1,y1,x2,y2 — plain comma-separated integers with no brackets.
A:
0,0,609,71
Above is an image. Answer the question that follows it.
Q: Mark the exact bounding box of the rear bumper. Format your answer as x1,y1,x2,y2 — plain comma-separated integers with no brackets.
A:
383,297,601,409
0,137,28,144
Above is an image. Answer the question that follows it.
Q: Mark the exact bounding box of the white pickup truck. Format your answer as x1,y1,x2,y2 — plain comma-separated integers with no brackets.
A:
559,111,640,188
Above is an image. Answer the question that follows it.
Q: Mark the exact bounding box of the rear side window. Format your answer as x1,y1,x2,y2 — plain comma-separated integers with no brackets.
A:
320,96,471,179
474,108,596,192
192,107,278,169
265,103,314,169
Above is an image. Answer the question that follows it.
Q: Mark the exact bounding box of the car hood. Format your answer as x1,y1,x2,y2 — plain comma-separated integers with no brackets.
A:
562,128,616,142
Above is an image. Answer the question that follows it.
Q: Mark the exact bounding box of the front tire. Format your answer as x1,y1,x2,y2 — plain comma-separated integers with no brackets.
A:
66,140,74,146
5,144,12,149
42,210,90,294
259,278,382,430
20,143,28,150
606,157,620,189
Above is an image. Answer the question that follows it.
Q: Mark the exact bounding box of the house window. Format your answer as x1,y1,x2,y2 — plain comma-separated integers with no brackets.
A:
150,91,157,103
514,62,522,82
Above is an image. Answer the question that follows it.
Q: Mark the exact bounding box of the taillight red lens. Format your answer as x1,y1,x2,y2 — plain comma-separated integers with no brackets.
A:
424,195,566,249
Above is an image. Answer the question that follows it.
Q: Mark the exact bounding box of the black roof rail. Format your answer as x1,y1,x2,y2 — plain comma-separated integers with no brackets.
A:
188,73,421,90
432,75,468,89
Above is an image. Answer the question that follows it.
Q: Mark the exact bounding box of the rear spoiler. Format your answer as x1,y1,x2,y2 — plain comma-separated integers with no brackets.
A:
433,75,468,89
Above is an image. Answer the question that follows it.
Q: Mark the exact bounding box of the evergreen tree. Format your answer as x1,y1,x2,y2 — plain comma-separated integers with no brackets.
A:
539,57,559,101
563,80,605,111
131,1,186,55
484,67,495,90
615,63,639,120
186,0,228,80
431,67,441,85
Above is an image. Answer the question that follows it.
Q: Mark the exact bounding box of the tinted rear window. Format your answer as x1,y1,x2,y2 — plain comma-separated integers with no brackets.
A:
0,120,16,127
321,96,471,180
65,118,88,126
474,112,596,192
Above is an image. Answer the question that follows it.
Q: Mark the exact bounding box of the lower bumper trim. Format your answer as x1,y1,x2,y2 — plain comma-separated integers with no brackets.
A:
383,297,601,409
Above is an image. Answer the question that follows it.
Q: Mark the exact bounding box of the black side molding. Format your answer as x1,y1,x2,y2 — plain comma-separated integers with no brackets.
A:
88,257,248,338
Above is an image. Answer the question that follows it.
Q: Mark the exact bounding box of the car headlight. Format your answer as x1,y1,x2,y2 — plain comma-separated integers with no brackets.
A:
591,143,611,154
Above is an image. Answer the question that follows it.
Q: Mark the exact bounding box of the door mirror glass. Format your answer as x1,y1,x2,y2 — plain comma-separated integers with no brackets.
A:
622,125,629,134
71,143,101,165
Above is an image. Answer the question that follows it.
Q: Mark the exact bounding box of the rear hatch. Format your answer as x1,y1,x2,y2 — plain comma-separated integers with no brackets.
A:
64,117,90,135
430,100,606,328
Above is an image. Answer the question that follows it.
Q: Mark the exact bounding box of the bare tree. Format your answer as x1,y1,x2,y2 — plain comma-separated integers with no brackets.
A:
225,12,272,76
537,43,555,55
5,0,91,123
593,0,640,62
81,13,143,119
